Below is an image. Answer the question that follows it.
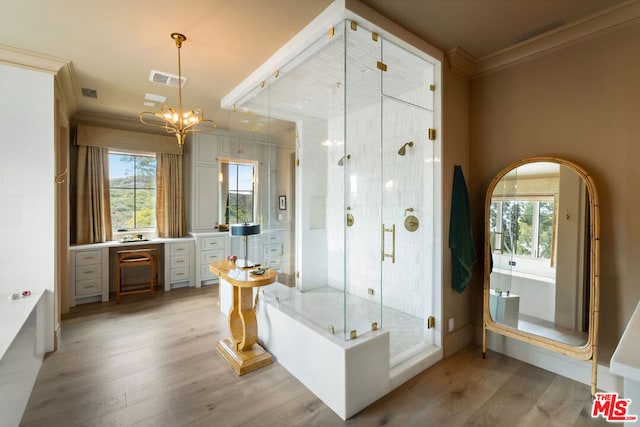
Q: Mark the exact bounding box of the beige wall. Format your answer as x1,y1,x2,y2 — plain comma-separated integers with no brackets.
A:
442,58,475,356
469,22,640,363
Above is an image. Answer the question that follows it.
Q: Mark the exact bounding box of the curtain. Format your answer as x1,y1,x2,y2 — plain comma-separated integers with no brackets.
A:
156,153,186,238
76,145,112,243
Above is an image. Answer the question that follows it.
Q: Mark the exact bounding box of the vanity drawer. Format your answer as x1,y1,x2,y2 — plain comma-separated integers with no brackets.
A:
201,249,225,264
75,250,102,266
76,264,101,281
75,278,101,296
170,254,189,269
263,232,283,244
170,243,190,256
170,267,190,282
264,257,281,271
202,264,216,280
264,244,283,257
203,236,225,250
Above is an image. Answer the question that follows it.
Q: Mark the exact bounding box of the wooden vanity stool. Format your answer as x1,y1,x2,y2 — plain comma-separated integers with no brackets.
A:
116,248,157,304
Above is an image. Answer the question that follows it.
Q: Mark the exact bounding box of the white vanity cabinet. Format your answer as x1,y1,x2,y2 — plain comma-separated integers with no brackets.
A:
163,239,194,290
192,232,228,287
262,229,285,271
70,247,108,306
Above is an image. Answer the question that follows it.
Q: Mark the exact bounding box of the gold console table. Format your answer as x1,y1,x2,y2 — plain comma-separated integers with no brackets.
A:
209,260,277,375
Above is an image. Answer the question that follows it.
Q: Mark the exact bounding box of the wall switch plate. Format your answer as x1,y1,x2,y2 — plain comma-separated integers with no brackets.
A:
448,318,454,332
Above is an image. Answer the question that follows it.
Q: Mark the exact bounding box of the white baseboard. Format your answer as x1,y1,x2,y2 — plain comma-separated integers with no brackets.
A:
472,325,624,394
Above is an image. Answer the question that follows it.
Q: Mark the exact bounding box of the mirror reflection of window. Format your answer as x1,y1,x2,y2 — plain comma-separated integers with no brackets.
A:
491,197,555,260
220,160,257,225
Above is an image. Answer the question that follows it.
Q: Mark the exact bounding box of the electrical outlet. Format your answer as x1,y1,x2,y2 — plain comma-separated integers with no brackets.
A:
448,318,455,332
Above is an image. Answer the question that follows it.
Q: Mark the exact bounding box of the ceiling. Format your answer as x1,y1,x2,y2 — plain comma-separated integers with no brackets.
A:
0,0,628,134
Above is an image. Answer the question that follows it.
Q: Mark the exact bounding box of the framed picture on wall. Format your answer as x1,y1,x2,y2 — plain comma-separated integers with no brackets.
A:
279,195,286,210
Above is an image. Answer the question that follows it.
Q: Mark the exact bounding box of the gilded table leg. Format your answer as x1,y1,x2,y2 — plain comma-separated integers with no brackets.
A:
217,285,272,375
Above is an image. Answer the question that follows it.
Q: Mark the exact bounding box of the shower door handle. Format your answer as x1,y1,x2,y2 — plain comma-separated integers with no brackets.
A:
381,224,396,263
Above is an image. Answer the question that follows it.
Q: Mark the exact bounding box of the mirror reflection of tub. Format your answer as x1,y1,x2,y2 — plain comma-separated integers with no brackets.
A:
482,157,600,396
489,161,590,346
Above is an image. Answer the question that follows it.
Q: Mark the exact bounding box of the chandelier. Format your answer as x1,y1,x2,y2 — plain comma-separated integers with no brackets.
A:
140,33,216,146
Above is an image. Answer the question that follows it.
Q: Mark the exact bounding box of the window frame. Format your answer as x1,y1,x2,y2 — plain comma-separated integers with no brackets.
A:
219,158,258,225
108,150,157,232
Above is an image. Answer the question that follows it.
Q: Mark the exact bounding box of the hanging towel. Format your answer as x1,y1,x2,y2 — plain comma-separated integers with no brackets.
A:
449,165,476,293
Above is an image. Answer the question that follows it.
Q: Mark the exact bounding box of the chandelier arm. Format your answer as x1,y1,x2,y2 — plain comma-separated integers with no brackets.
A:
139,112,178,131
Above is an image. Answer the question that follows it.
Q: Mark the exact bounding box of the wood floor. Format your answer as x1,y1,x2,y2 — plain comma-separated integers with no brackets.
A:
21,286,607,426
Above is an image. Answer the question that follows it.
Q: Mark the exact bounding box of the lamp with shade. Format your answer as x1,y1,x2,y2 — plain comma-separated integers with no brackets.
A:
230,223,261,268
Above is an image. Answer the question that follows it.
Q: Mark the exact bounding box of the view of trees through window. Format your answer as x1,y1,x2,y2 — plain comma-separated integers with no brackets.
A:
491,199,554,260
109,152,156,230
224,162,254,224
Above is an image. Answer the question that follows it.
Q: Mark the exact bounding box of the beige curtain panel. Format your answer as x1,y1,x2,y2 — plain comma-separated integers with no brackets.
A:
76,145,112,243
156,153,186,238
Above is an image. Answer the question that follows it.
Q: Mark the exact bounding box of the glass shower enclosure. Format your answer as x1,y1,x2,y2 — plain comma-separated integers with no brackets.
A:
223,17,441,365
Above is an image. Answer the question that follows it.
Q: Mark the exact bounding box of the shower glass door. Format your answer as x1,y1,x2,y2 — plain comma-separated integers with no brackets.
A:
381,39,437,361
343,20,383,340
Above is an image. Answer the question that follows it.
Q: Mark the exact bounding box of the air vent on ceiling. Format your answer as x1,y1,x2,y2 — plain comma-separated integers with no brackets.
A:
81,88,97,99
149,70,187,88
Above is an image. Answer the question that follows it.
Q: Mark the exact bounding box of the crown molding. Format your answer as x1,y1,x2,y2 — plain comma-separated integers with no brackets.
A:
446,0,640,79
0,43,69,74
445,46,475,79
54,62,78,119
0,44,78,118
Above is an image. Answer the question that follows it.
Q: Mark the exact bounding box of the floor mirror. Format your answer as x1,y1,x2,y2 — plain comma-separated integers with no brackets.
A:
481,156,600,395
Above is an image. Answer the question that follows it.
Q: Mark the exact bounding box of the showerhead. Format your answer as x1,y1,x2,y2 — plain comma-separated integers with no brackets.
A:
338,154,351,166
398,141,414,156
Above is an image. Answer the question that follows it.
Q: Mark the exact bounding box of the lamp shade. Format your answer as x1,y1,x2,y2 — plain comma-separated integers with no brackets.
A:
230,223,261,236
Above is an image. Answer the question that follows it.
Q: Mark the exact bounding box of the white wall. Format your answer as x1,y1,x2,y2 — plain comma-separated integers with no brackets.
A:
0,63,55,297
0,62,55,426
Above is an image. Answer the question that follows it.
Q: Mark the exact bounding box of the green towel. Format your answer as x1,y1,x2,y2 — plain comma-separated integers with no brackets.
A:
449,165,476,293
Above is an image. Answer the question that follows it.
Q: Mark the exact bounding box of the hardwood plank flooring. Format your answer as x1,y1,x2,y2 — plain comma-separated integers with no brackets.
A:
21,286,607,426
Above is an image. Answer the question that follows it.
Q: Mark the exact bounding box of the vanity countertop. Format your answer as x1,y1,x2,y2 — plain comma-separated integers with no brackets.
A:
0,290,45,360
70,236,196,251
611,300,640,382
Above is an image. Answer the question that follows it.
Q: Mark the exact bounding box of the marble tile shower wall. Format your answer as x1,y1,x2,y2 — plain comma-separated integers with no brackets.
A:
323,99,432,319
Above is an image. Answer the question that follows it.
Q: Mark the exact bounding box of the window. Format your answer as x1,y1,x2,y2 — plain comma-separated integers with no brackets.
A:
491,197,555,260
221,161,255,224
109,152,157,230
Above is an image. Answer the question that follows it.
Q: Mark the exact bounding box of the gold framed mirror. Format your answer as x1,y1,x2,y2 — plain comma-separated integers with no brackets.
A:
481,156,600,395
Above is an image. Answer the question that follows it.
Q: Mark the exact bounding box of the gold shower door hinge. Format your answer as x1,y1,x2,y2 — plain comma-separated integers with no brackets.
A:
427,316,435,329
377,61,388,72
295,159,300,167
350,21,358,31
429,84,435,92
428,128,436,140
